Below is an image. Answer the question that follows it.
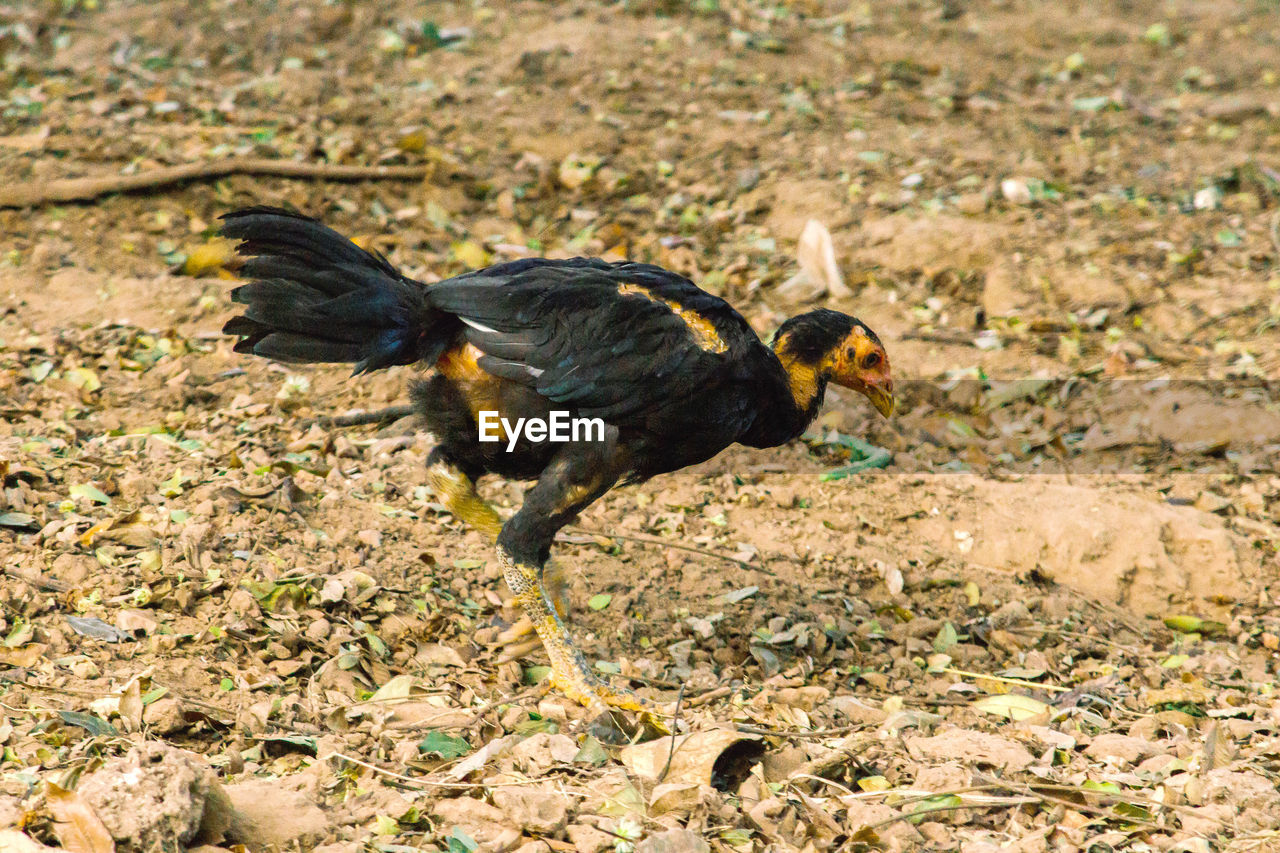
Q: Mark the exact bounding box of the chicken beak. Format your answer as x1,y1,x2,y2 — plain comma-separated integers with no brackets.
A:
866,384,895,418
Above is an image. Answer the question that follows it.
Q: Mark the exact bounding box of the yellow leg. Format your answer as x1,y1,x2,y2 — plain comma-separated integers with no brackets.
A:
498,546,666,732
428,460,569,620
427,462,503,540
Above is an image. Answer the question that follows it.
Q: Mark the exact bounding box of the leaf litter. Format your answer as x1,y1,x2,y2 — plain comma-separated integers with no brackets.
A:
0,0,1279,851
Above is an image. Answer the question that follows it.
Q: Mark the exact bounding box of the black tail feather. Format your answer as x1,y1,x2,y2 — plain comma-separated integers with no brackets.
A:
220,207,454,374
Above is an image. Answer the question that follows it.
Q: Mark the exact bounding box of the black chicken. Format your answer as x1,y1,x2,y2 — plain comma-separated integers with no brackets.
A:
221,207,894,723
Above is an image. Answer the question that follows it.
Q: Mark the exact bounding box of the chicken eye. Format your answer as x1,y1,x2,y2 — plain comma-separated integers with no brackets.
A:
861,351,881,369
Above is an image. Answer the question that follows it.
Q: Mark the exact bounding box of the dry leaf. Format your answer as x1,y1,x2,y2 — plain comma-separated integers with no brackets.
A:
971,694,1051,721
883,565,904,596
446,734,520,780
0,830,60,852
905,731,1034,771
619,728,762,786
0,644,47,668
777,219,852,301
649,782,704,815
367,674,416,704
385,703,474,730
45,783,115,853
115,610,157,637
118,680,143,732
796,219,851,297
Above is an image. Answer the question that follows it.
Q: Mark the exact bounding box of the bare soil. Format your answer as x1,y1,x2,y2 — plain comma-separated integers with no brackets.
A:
1,1,1279,851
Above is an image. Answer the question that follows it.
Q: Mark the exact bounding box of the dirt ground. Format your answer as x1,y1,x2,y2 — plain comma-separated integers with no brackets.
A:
2,0,1279,850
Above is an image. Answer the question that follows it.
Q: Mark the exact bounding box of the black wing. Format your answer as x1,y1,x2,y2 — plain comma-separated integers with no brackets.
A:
426,260,751,421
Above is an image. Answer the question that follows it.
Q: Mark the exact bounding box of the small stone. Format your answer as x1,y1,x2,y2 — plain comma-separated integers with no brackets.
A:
71,658,100,678
76,742,230,852
954,191,989,215
1193,186,1222,210
432,797,520,849
1204,96,1266,123
51,553,95,585
567,824,614,853
226,588,259,617
990,600,1033,628
510,732,578,774
1000,178,1033,204
1136,753,1178,775
736,168,761,191
115,609,157,637
142,697,188,736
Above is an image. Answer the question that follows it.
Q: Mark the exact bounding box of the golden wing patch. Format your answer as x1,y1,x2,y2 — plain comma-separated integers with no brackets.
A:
617,283,728,354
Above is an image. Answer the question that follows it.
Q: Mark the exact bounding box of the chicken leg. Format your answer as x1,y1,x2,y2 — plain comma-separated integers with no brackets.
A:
494,445,666,731
426,458,569,633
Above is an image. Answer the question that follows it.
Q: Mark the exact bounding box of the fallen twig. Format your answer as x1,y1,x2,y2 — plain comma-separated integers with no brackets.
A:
788,732,879,780
901,330,978,346
735,723,864,740
1,566,69,594
657,685,687,783
300,404,420,429
0,158,431,209
941,666,1071,693
567,526,784,576
686,685,734,708
322,750,562,791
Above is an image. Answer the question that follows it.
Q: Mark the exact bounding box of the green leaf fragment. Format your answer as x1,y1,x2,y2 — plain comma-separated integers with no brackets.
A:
523,665,551,685
0,512,38,529
57,710,118,737
70,484,111,505
447,827,478,853
514,717,559,736
418,731,471,759
573,736,610,766
908,794,964,823
1082,780,1122,793
1164,614,1226,636
932,621,959,653
817,435,894,480
1072,96,1111,112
